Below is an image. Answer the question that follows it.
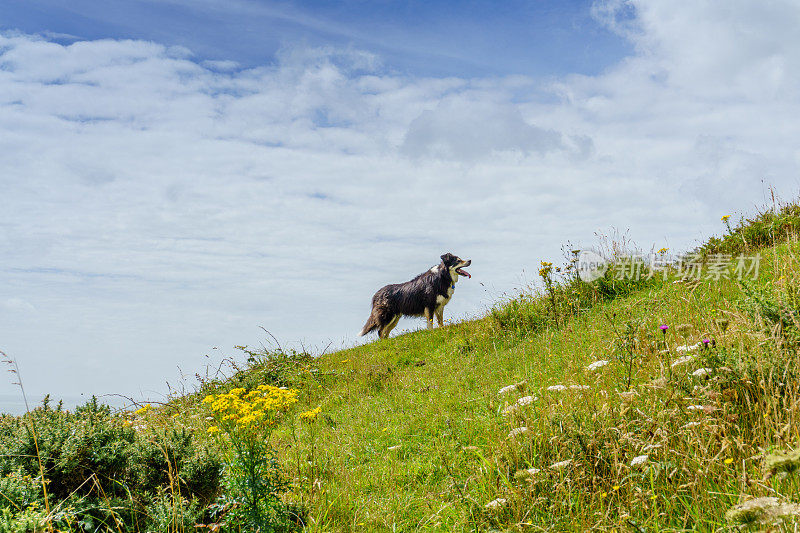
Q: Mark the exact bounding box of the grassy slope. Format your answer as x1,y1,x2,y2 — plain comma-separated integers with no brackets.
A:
149,209,800,531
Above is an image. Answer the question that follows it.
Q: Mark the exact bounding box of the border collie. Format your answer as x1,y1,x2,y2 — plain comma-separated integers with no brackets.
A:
359,253,471,339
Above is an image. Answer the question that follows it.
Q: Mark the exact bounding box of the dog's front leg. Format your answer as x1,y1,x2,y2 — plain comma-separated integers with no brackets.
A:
424,308,434,330
435,308,444,327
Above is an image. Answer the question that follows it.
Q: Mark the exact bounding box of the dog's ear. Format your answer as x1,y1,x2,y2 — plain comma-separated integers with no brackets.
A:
441,253,455,265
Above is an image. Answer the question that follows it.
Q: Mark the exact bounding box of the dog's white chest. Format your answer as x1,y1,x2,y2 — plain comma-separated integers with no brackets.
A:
436,286,455,306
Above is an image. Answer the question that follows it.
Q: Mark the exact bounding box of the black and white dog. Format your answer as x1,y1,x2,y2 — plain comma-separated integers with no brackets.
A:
359,253,471,339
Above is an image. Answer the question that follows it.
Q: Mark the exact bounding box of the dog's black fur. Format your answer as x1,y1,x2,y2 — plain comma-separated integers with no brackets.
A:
360,253,471,339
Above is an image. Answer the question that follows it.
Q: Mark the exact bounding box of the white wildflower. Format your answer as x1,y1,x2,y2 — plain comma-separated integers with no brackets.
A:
687,405,705,411
507,427,530,439
549,459,572,470
692,367,712,378
517,395,536,406
681,421,701,429
485,498,507,511
388,444,402,451
547,385,567,392
670,355,696,368
498,384,517,396
725,496,800,525
619,390,638,400
498,381,527,396
630,454,649,467
501,395,537,416
569,385,590,391
675,343,701,353
587,359,609,372
514,467,541,481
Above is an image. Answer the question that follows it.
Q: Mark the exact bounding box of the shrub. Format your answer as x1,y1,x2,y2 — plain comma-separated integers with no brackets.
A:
0,397,222,531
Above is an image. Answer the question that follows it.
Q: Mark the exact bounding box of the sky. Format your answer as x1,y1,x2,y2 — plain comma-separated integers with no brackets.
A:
2,0,800,412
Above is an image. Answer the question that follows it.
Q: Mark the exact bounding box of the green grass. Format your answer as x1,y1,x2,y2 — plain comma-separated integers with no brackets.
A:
4,204,800,531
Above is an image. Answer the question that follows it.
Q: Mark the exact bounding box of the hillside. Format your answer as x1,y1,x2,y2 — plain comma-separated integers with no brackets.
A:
4,204,800,531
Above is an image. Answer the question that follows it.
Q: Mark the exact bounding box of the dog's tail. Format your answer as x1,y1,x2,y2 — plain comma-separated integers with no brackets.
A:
359,313,379,336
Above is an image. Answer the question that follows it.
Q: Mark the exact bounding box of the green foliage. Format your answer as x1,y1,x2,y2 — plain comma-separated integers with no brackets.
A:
698,201,800,258
491,254,659,336
739,278,800,349
0,397,222,531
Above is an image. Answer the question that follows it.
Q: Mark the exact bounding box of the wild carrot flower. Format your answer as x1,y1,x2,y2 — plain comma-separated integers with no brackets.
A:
671,355,696,367
550,459,572,470
498,381,526,396
507,427,530,439
485,498,507,511
725,497,800,525
502,395,536,416
587,359,609,372
692,368,712,378
517,395,536,406
547,384,567,392
764,448,800,478
513,468,539,481
630,454,649,468
619,390,638,400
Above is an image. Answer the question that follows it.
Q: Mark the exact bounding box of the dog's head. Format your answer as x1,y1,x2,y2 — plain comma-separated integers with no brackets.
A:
441,253,471,280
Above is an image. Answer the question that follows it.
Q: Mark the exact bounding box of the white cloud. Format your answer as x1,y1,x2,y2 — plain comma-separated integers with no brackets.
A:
2,2,800,406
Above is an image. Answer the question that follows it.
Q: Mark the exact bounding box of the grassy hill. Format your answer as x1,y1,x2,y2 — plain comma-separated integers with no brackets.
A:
4,204,800,531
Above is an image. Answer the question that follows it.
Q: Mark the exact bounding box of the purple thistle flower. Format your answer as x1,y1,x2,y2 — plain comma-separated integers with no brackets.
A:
659,324,669,333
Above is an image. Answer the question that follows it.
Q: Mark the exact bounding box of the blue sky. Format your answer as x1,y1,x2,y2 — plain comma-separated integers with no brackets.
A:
2,1,800,412
0,0,631,77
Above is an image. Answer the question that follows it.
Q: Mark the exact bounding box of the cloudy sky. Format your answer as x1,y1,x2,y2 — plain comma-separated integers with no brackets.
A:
2,0,799,411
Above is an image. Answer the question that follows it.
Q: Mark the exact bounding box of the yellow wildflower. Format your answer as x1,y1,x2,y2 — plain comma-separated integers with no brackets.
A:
207,426,220,435
135,404,151,416
721,215,731,223
724,458,734,465
300,406,322,422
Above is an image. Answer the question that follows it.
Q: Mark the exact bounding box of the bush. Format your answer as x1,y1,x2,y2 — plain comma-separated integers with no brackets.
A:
0,396,222,531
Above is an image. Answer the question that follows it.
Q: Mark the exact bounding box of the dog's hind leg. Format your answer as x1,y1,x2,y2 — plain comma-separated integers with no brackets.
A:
435,307,444,327
379,314,401,339
424,308,434,330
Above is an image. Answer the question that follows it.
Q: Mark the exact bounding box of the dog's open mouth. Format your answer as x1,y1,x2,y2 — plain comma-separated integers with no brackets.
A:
456,260,471,278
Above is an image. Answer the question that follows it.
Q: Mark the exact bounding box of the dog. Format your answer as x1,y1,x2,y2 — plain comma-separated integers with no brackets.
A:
359,253,471,339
